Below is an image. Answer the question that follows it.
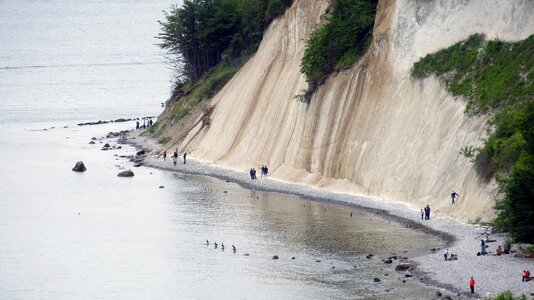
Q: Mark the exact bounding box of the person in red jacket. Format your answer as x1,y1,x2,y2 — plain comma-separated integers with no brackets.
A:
469,277,475,293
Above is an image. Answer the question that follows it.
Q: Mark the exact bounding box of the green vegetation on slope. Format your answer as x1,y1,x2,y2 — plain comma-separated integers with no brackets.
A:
412,34,534,243
147,58,245,138
158,0,292,83
485,291,528,300
300,0,377,92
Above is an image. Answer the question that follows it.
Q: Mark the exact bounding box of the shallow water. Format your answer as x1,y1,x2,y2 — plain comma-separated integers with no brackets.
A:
0,121,447,299
0,0,447,299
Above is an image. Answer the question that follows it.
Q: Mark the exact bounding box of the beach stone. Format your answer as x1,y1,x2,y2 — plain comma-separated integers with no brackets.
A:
89,141,95,144
101,143,111,150
91,137,97,140
117,170,134,177
383,259,393,264
316,260,321,263
373,278,381,282
272,255,279,259
136,150,146,156
366,254,374,259
72,161,87,172
291,257,295,260
395,263,416,271
159,186,164,188
405,274,413,278
442,296,452,300
133,163,142,167
436,291,442,297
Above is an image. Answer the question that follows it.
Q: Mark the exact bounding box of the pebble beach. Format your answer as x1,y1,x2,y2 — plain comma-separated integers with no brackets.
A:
125,130,534,299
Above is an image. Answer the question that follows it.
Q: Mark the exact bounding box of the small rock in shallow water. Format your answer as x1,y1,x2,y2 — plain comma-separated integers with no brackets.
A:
315,260,321,263
291,257,295,260
383,259,393,264
435,291,442,297
373,278,381,282
272,255,279,259
159,186,164,189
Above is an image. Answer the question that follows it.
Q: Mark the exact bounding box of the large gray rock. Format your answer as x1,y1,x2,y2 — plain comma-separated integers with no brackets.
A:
117,170,134,177
72,161,87,172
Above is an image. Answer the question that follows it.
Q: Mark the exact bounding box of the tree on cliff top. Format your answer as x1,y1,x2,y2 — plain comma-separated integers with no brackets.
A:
157,0,293,84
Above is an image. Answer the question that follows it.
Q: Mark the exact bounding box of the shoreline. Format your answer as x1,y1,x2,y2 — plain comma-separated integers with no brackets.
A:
122,130,533,299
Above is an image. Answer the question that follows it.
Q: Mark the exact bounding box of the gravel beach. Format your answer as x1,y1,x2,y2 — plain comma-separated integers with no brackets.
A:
123,130,534,299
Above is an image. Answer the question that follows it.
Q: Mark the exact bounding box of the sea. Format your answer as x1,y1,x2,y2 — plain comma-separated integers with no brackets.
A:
0,1,447,299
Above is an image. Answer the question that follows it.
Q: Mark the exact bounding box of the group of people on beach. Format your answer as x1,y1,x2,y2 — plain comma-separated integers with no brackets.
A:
420,205,431,220
162,149,186,166
249,165,269,180
136,118,153,130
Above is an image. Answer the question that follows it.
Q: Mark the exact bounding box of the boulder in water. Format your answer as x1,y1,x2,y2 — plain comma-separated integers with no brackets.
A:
72,161,87,172
272,255,279,259
117,170,134,177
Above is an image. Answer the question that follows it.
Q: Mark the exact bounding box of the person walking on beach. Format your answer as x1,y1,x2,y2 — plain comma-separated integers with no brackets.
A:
173,151,178,166
451,191,459,204
444,248,449,261
424,205,431,220
421,208,424,220
469,277,475,294
136,121,140,130
183,152,187,164
163,151,167,161
480,240,487,255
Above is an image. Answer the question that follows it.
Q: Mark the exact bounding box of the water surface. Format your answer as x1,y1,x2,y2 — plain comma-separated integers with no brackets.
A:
0,1,447,299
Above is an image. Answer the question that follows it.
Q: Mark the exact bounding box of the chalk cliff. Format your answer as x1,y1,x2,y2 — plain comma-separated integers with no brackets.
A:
161,0,534,222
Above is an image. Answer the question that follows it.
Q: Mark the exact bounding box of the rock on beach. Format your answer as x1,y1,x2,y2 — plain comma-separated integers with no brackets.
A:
117,170,134,177
72,161,87,172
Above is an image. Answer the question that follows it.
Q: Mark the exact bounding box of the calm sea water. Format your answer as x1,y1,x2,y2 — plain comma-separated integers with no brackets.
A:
0,1,447,299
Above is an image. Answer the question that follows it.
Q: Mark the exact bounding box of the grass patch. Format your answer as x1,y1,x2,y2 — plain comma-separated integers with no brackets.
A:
484,291,528,300
412,34,534,243
174,108,192,121
300,0,377,91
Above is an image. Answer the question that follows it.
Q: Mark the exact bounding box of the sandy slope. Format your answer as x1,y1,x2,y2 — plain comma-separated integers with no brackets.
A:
160,0,534,223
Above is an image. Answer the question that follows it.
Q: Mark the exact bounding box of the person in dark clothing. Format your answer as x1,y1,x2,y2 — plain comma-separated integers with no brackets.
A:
163,151,167,161
480,240,487,255
252,168,257,180
136,121,140,130
425,205,431,220
451,191,459,204
173,151,178,166
421,208,424,220
149,119,153,126
249,168,254,180
183,152,187,164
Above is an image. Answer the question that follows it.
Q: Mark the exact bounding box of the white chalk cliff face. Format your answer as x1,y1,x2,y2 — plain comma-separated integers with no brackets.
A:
175,0,534,222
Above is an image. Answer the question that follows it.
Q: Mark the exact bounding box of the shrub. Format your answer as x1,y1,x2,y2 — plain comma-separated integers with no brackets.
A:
412,34,534,243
